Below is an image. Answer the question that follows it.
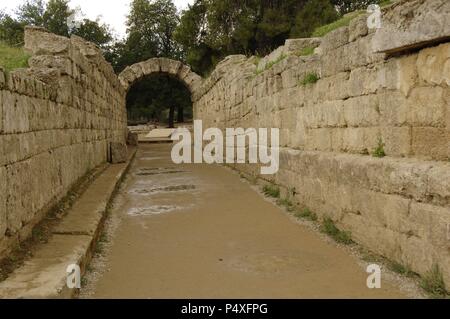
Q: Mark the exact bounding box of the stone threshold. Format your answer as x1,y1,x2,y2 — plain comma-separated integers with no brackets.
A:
0,147,137,299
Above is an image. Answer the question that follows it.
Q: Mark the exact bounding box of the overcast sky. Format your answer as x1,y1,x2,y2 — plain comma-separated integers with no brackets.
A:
1,0,194,39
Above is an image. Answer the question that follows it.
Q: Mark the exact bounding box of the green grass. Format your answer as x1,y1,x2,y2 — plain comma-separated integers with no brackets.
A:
321,217,353,245
263,184,280,198
312,11,362,38
311,1,393,38
372,137,386,158
277,198,295,212
300,72,320,86
388,261,416,278
0,42,30,72
255,54,287,75
294,208,318,222
296,46,315,57
420,264,448,298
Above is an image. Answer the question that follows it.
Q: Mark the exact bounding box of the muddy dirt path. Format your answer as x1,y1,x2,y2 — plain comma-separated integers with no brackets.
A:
81,143,408,299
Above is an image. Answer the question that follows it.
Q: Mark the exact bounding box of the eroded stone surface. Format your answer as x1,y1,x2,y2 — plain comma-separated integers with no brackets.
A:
372,0,450,54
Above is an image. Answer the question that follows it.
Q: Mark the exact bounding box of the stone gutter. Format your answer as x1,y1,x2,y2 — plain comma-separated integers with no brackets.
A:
0,148,137,299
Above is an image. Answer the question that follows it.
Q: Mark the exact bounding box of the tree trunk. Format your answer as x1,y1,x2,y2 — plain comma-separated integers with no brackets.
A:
177,106,184,123
168,105,175,128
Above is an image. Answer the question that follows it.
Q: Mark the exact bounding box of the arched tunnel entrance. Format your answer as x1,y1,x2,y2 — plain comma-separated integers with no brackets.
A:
119,58,202,124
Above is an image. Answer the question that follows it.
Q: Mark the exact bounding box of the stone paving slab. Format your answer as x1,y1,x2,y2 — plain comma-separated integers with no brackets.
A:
0,148,136,299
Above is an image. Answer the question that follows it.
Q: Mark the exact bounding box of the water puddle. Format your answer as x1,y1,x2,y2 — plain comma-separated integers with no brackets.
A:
127,205,179,216
128,185,196,195
140,157,165,161
135,168,186,176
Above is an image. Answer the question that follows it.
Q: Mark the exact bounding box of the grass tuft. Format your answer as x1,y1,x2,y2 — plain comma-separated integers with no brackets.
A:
294,208,318,222
372,137,386,158
255,54,287,75
263,184,280,198
321,217,353,245
300,72,320,86
312,11,362,38
296,46,315,57
420,264,448,298
388,261,416,278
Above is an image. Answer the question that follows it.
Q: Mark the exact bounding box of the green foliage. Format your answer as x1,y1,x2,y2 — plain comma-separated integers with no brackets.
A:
294,208,318,222
332,0,391,14
291,0,339,38
0,0,113,48
126,74,192,126
0,42,30,71
372,137,386,158
72,19,113,48
321,217,353,245
263,184,280,198
296,46,315,56
388,261,415,278
300,72,320,85
277,198,295,212
312,11,361,37
175,0,310,75
420,264,448,298
0,11,25,46
42,0,73,37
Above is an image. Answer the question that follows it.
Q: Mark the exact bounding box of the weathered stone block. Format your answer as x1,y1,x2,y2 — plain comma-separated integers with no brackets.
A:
0,67,6,89
416,42,450,86
382,126,412,157
372,0,450,54
407,86,446,127
412,127,450,160
0,166,6,238
24,26,70,56
127,131,139,146
320,26,349,53
349,14,368,42
110,142,127,164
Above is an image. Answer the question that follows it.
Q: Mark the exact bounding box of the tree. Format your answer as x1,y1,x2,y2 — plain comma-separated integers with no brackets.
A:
174,0,311,75
0,11,24,46
0,0,113,48
16,0,45,26
72,18,113,49
291,0,338,38
331,0,376,14
42,0,73,37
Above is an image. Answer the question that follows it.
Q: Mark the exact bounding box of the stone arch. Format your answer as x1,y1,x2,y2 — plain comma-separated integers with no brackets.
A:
118,58,203,97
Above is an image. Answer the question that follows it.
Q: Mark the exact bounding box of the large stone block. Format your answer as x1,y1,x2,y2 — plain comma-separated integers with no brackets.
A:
0,166,6,239
416,43,450,86
372,0,450,54
412,127,450,160
110,142,127,164
24,26,70,56
407,86,446,127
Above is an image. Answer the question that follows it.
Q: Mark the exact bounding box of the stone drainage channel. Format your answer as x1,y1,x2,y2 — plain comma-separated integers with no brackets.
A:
80,143,420,298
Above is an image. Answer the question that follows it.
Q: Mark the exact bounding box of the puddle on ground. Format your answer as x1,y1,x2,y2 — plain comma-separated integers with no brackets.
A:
127,205,179,216
128,185,196,195
136,169,186,176
227,252,331,275
140,157,165,161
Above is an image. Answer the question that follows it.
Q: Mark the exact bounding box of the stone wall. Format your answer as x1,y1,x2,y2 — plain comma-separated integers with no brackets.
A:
194,0,450,285
0,27,127,258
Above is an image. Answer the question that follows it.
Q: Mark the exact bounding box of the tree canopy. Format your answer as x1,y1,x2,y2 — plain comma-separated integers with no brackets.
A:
0,0,113,48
